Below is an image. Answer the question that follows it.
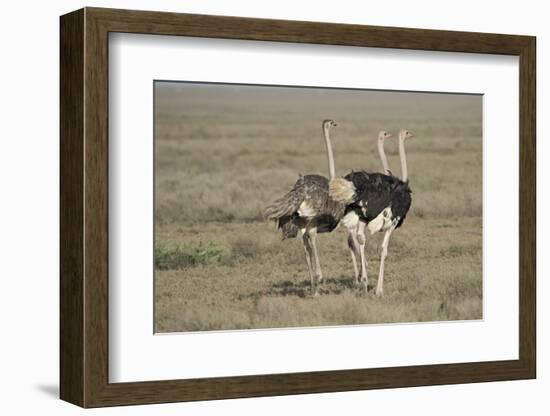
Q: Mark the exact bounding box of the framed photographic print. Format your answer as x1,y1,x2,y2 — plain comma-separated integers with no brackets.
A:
60,7,536,408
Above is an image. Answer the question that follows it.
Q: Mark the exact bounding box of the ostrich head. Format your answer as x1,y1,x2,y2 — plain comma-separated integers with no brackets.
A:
323,119,338,129
399,129,415,140
378,130,392,141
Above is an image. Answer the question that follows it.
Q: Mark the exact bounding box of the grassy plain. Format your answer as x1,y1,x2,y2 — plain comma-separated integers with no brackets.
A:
154,83,483,332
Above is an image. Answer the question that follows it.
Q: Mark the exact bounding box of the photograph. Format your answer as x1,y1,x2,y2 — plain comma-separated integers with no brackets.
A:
154,81,483,333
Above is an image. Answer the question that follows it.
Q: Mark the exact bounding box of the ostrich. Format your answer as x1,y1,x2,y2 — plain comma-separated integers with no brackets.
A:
340,130,393,286
264,120,345,296
330,128,414,296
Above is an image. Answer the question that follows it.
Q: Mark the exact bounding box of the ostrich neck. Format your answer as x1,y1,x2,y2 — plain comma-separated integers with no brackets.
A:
323,126,336,180
398,137,408,182
378,139,390,175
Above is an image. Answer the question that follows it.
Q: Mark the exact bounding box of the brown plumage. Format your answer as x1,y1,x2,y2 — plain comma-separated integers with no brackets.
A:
264,174,345,239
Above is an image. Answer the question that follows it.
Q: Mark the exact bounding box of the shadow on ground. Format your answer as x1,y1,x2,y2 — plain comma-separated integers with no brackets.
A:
243,276,364,299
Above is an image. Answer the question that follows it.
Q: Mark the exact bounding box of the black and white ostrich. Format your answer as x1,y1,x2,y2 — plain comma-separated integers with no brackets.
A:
330,129,414,296
264,120,345,296
342,130,393,285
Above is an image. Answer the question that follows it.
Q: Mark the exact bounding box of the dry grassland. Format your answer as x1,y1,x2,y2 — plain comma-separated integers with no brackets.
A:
154,83,483,332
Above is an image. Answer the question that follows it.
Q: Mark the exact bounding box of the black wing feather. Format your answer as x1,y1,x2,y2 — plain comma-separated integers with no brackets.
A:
344,171,412,227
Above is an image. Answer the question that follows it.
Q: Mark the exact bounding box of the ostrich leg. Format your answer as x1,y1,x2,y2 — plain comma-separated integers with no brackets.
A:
347,227,361,284
301,229,315,289
357,221,369,290
307,227,322,296
375,225,396,297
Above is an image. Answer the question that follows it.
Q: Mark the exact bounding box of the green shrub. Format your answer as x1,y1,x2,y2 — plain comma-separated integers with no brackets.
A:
155,241,229,270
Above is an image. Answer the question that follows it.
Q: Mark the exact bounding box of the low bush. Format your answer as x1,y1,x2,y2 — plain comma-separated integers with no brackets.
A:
155,241,229,270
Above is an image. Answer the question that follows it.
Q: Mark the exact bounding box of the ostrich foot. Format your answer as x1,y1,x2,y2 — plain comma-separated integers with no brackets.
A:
311,275,322,297
375,287,384,297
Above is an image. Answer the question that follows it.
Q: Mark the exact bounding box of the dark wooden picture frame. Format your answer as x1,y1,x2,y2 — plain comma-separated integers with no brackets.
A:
60,7,536,408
